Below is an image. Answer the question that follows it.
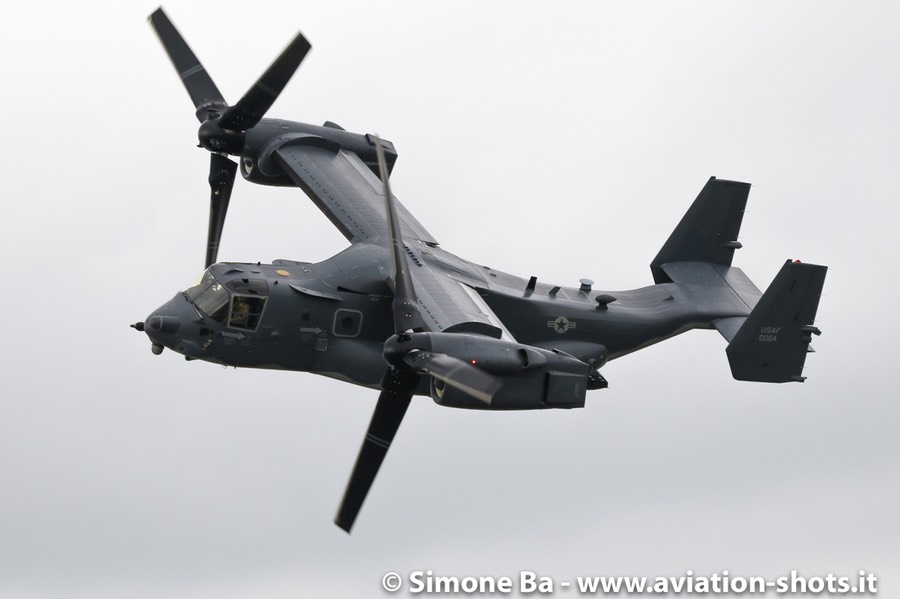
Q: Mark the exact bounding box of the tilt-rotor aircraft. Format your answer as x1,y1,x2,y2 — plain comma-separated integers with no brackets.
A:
136,8,827,533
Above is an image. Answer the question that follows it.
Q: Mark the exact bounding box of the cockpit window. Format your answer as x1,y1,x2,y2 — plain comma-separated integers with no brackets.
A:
191,281,230,325
228,295,266,330
185,271,217,299
185,272,267,330
226,278,268,296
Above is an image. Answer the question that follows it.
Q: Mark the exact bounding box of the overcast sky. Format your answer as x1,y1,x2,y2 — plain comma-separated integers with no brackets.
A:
1,1,898,597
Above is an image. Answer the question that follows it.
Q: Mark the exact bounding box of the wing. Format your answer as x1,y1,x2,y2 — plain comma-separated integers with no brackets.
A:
274,141,437,245
276,139,513,338
414,247,515,339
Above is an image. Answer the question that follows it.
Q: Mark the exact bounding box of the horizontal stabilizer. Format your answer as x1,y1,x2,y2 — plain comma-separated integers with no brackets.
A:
726,260,827,383
713,316,747,343
652,177,750,284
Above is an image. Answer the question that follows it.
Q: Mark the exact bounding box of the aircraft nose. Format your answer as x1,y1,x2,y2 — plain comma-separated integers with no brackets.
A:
147,314,181,334
136,294,191,355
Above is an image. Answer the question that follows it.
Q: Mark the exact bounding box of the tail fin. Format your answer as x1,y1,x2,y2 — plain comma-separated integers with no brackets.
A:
725,260,827,383
651,177,750,284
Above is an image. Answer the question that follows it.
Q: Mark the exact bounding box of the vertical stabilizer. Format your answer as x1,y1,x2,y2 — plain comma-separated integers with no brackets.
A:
725,260,827,383
651,177,750,284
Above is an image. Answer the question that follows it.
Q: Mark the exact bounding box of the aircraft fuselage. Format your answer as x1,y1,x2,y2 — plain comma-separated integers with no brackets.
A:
143,240,738,402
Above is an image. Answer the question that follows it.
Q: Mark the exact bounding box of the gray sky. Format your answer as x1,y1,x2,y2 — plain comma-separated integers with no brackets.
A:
1,1,898,597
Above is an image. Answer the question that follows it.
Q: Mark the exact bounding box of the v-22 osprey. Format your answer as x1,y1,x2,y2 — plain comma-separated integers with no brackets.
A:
136,9,828,533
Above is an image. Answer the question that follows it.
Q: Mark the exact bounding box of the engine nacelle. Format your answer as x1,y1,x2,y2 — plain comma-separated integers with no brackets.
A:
417,334,591,410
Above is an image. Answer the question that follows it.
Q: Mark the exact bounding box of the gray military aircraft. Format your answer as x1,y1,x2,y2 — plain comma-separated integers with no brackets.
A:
136,8,827,533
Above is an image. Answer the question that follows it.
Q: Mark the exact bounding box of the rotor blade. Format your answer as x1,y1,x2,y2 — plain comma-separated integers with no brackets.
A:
403,352,500,405
334,371,417,533
206,153,238,267
148,8,227,121
218,32,311,131
374,136,427,333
